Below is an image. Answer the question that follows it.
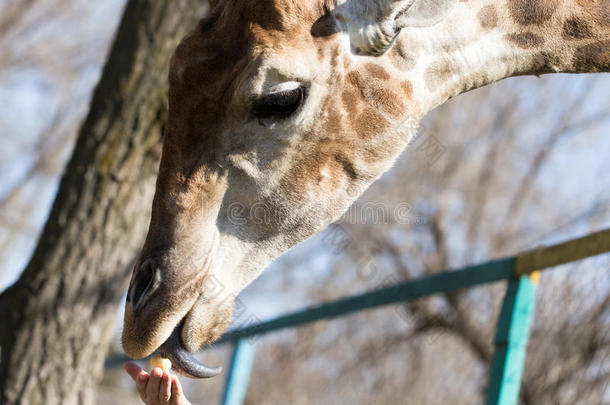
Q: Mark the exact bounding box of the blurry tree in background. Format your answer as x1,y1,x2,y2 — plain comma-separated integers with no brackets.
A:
0,0,208,403
0,0,125,287
0,1,609,405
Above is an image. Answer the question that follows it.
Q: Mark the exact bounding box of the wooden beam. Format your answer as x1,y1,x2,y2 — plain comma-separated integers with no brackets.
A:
516,228,610,275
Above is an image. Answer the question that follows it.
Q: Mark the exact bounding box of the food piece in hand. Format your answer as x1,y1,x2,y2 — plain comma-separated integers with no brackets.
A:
150,355,172,371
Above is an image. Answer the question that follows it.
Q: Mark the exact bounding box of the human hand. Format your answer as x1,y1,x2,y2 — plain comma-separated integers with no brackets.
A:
124,362,192,405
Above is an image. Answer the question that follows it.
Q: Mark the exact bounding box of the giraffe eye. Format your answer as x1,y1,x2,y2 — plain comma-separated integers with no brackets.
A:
252,86,306,119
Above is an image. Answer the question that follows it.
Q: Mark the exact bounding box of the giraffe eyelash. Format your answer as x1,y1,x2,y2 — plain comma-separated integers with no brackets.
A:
252,86,306,120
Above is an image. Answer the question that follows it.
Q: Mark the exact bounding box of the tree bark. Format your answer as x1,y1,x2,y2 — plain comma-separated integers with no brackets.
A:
0,1,208,403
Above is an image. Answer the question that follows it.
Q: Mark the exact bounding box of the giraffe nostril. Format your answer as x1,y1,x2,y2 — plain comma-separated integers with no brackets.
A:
130,259,161,311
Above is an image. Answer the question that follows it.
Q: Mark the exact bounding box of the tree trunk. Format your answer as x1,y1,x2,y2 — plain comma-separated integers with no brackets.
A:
0,1,208,403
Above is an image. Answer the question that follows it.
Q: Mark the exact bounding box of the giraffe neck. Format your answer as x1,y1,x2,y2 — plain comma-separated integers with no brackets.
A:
388,0,610,116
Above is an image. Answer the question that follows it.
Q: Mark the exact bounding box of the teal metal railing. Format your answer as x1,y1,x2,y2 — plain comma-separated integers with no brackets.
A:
218,228,610,405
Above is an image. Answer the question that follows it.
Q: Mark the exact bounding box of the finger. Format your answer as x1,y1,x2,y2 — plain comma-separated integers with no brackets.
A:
124,362,150,401
170,375,185,404
159,371,172,403
124,362,143,382
147,367,163,403
136,373,150,402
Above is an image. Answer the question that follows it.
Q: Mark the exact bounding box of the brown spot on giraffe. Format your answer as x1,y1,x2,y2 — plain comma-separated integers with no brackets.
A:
342,88,359,112
283,141,362,196
347,66,405,118
346,70,365,92
478,5,498,29
425,59,459,91
505,32,545,48
317,46,325,60
352,108,390,139
576,0,610,26
529,52,552,72
364,63,391,80
508,0,559,26
563,16,595,39
324,106,343,135
330,45,339,67
369,87,405,118
573,40,610,70
400,81,413,98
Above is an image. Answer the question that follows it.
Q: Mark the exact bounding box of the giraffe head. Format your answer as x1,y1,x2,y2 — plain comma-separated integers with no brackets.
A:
122,0,610,377
120,0,480,377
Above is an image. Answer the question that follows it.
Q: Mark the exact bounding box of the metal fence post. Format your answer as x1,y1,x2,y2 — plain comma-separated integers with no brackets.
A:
485,274,537,405
221,338,256,405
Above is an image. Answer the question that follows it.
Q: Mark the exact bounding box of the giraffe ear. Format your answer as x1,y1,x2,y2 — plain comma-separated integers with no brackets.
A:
336,0,457,56
397,0,457,27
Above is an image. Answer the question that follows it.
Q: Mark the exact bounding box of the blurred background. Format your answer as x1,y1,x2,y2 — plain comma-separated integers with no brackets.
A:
0,1,608,404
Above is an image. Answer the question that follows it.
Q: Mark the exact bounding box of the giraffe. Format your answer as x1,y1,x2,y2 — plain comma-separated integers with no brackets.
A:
121,0,610,377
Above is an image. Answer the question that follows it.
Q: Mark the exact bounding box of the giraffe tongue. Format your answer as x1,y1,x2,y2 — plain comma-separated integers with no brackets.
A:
158,321,222,379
